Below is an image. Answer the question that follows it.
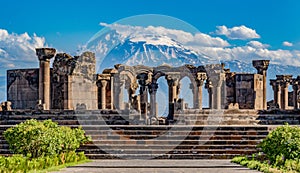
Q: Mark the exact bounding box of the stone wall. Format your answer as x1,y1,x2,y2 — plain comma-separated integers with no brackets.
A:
51,51,98,110
7,69,39,109
235,73,263,109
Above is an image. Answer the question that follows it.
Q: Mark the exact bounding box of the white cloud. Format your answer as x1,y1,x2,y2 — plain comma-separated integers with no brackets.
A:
282,41,293,47
247,41,269,49
0,29,47,75
100,23,230,47
215,25,260,40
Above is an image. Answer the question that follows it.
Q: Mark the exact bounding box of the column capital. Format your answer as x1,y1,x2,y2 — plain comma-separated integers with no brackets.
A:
165,73,181,86
208,73,225,87
149,82,158,94
252,60,270,74
137,73,152,86
276,75,292,88
195,72,207,86
36,48,56,61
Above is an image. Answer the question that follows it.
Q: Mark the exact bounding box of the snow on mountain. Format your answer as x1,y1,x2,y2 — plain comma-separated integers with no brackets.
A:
85,29,300,102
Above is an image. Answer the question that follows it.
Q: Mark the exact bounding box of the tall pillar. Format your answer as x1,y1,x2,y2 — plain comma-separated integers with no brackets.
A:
253,60,270,110
292,81,299,109
149,82,158,118
194,72,207,109
36,48,56,110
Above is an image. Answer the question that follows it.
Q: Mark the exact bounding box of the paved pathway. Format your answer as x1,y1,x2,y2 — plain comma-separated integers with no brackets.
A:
54,160,261,173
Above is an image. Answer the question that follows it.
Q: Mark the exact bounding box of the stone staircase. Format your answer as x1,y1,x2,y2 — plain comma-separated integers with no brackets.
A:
0,110,298,159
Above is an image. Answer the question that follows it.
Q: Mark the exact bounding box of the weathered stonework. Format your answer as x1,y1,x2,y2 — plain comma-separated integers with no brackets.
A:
7,69,39,109
9,47,298,125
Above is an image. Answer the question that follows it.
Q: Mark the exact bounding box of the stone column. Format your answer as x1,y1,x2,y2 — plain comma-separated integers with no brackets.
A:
276,75,292,110
208,73,225,110
113,75,124,110
270,80,281,108
100,80,108,109
149,82,158,118
253,60,270,110
36,48,56,110
137,73,150,120
292,81,299,109
166,73,180,120
205,80,213,109
194,72,207,109
281,81,289,110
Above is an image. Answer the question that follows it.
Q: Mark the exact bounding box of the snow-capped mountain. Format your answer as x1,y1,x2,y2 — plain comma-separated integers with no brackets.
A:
85,30,215,72
84,30,300,102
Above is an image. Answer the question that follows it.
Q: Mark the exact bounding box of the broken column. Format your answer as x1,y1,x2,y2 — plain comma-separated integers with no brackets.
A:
252,60,270,110
36,48,56,110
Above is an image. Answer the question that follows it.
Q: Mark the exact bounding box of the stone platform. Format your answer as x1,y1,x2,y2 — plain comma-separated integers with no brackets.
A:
0,110,299,159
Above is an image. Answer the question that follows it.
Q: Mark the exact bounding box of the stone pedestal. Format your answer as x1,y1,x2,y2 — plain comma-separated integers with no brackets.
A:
36,48,56,110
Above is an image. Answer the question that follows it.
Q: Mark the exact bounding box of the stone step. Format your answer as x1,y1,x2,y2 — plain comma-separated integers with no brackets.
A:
78,148,257,155
79,144,258,150
82,129,269,135
89,139,261,145
84,153,248,159
0,144,261,151
87,135,266,140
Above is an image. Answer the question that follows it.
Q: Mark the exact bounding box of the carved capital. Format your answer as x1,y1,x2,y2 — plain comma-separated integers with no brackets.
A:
149,82,158,94
276,75,292,88
137,73,151,86
252,60,270,74
270,79,281,91
36,48,56,61
165,73,180,87
195,72,207,87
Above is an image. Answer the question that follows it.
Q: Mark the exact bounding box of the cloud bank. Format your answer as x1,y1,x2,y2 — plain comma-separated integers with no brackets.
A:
215,25,260,40
0,29,47,75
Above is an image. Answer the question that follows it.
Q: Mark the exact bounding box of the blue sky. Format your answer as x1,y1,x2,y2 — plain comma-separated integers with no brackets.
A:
1,0,300,102
1,0,300,52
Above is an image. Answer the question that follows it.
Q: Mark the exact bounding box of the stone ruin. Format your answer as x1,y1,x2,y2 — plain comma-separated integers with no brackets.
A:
6,47,300,123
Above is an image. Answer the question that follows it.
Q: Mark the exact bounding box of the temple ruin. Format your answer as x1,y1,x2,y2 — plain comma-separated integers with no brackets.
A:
5,48,300,123
3,47,300,159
